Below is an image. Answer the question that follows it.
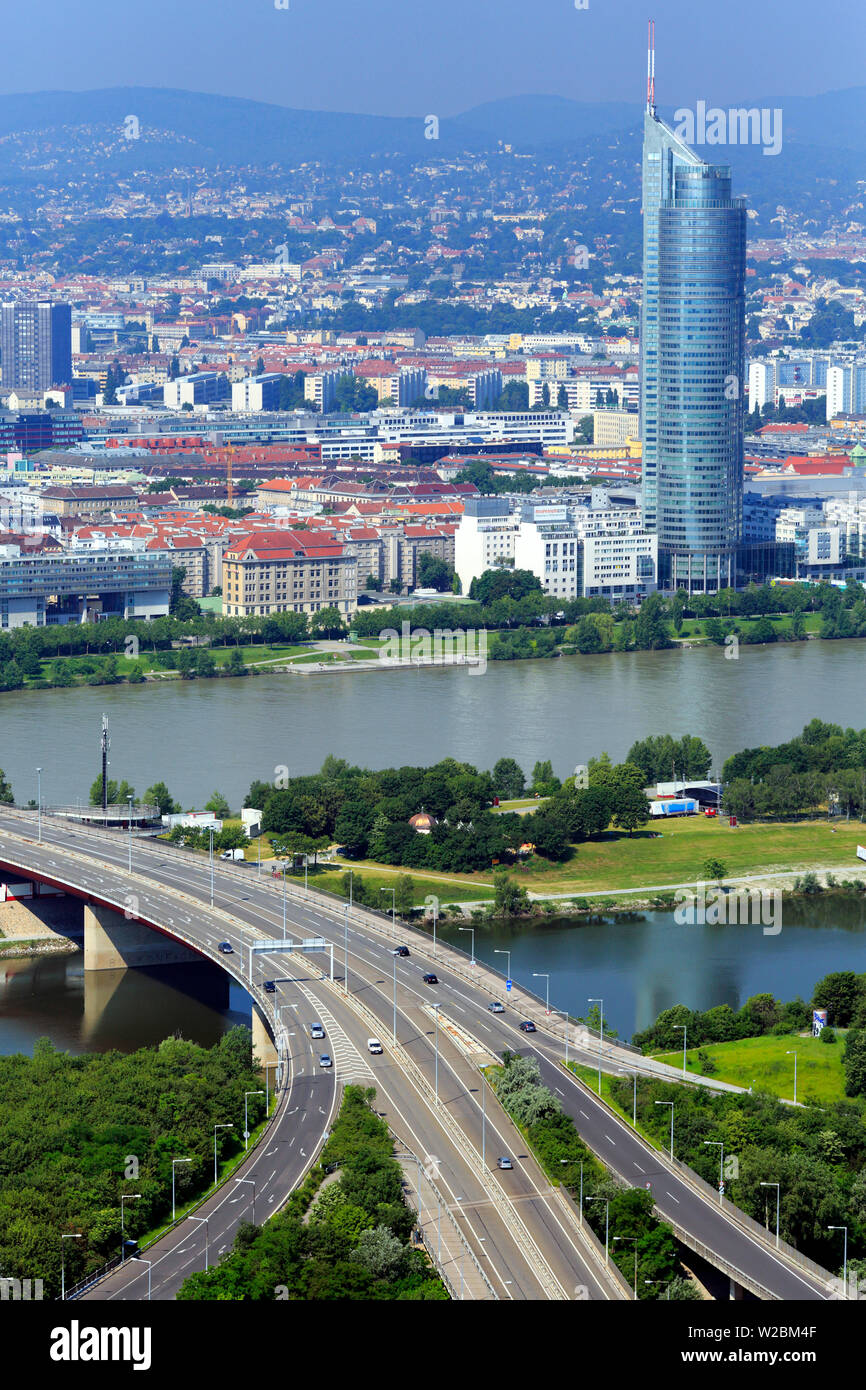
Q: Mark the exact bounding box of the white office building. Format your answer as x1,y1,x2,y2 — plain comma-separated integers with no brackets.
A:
163,372,231,409
231,373,283,412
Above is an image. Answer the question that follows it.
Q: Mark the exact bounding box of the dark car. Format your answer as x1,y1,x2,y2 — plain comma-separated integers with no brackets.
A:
218,941,233,954
264,980,276,993
519,1020,536,1033
392,945,410,957
422,972,438,985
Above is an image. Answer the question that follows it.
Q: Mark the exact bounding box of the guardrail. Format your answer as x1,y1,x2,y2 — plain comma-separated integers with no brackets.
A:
392,1136,498,1301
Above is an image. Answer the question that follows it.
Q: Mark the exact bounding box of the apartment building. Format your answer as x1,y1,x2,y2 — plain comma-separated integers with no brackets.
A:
0,543,171,628
222,529,357,618
454,497,520,588
163,372,231,409
231,373,283,412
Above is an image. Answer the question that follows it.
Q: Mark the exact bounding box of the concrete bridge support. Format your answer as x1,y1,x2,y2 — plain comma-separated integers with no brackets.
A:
252,1005,278,1069
83,902,201,970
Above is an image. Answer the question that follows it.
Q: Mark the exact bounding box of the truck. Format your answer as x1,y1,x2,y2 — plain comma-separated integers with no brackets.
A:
219,848,246,861
650,799,698,818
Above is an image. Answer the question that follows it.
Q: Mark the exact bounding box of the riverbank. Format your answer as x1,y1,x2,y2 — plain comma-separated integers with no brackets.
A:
0,936,78,960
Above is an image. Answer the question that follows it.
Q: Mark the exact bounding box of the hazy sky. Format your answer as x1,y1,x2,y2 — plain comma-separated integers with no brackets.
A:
3,0,863,114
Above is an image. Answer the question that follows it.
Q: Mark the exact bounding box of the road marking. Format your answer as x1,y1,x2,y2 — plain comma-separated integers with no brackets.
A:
633,1162,645,1174
666,1192,680,1204
604,1135,616,1146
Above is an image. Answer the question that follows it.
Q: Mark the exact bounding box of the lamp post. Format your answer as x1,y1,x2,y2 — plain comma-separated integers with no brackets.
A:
618,1068,637,1127
585,1197,609,1263
704,1140,725,1204
61,1232,82,1301
234,1176,256,1225
458,925,475,966
380,885,396,929
127,794,134,872
645,1278,671,1300
655,1100,674,1160
533,972,550,1015
673,1023,687,1076
244,1091,264,1152
120,1193,141,1260
344,902,349,994
787,1049,798,1105
282,862,287,937
828,1225,848,1296
172,1158,192,1222
131,1255,152,1302
562,1008,570,1066
213,1123,233,1186
209,827,215,907
760,1181,780,1248
37,767,42,844
588,997,604,1094
614,1235,638,1299
432,895,438,959
189,1215,209,1271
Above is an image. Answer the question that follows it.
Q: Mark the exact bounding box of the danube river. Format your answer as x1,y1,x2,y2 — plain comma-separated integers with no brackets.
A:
1,636,865,811
2,636,866,1053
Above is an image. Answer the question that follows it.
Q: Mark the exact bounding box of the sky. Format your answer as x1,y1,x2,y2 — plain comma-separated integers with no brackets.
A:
2,0,863,115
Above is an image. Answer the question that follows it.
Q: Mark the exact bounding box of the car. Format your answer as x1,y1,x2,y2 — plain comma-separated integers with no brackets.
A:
367,1038,384,1054
310,1024,325,1040
519,1020,536,1033
488,1001,505,1013
422,972,438,984
218,941,233,954
263,980,276,993
319,1054,333,1069
497,1156,513,1170
391,945,410,957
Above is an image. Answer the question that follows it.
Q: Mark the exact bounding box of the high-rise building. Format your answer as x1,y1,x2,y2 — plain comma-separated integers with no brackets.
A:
1,301,72,393
639,33,746,592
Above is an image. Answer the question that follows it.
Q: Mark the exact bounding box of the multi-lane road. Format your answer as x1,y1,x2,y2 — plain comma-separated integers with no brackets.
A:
0,808,836,1302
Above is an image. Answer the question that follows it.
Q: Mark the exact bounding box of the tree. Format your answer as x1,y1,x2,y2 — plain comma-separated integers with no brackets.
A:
416,553,452,592
0,769,13,804
205,791,231,818
843,1030,866,1098
145,782,179,816
812,972,864,1028
612,786,650,836
493,869,530,917
492,758,525,800
531,760,561,796
702,858,727,883
170,567,202,621
393,874,415,918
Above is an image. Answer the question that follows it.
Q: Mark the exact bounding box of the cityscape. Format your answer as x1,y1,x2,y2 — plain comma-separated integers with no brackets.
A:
2,0,866,1358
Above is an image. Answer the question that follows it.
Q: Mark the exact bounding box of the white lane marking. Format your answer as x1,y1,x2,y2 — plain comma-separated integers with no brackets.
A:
666,1192,680,1204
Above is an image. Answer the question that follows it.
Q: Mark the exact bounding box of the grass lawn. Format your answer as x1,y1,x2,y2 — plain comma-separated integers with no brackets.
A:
677,613,822,641
314,863,493,906
654,1033,847,1104
510,816,866,896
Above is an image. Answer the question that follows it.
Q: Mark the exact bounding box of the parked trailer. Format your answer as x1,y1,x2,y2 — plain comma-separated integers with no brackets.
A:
649,799,698,818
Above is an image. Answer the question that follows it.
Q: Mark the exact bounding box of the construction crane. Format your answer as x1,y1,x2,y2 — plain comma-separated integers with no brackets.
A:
227,443,235,506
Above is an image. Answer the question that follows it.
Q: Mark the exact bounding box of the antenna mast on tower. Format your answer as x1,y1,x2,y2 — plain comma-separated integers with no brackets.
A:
647,19,656,116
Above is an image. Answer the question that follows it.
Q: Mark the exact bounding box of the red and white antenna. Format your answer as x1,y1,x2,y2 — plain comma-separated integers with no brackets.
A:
647,19,656,114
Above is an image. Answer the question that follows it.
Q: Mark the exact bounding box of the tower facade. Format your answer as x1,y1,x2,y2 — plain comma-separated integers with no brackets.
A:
639,46,746,592
1,301,72,392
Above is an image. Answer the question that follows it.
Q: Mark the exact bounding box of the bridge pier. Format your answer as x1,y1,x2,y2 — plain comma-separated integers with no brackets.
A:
729,1276,746,1300
252,1006,278,1069
83,902,200,970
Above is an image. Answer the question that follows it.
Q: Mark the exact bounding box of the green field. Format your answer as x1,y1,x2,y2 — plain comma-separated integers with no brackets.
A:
677,613,822,642
654,1033,847,1104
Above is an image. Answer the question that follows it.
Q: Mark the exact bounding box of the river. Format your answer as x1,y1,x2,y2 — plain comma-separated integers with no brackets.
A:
2,636,866,1052
1,637,866,811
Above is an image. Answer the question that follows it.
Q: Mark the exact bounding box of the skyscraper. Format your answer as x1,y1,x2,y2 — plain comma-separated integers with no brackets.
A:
1,300,72,393
639,29,746,592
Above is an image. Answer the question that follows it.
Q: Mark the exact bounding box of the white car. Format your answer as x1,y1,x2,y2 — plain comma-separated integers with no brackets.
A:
367,1038,384,1055
319,1053,333,1069
310,1024,325,1040
488,1001,505,1014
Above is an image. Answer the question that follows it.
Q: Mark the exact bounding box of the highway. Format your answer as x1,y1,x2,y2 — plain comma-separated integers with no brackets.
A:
0,810,620,1302
0,808,836,1301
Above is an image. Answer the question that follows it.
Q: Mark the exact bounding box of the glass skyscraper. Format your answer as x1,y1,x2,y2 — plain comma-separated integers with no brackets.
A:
639,103,746,592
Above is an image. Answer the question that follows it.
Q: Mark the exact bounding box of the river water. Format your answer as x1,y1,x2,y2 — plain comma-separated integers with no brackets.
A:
2,637,866,1052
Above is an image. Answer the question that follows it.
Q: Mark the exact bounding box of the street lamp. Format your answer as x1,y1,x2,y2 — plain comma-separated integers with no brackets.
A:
120,1193,141,1260
533,972,550,1015
588,997,604,1094
645,1278,671,1300
380,885,396,928
704,1140,725,1203
392,952,397,1043
131,1255,152,1302
209,827,215,906
458,925,475,966
213,1123,233,1186
760,1181,780,1248
614,1235,638,1299
673,1023,687,1076
36,767,42,844
828,1225,848,1296
618,1068,637,1127
344,901,349,994
655,1100,674,1160
561,1008,570,1066
234,1176,256,1225
127,794,134,872
244,1091,264,1151
493,949,511,989
585,1196,609,1263
61,1232,82,1301
172,1158,192,1221
189,1215,209,1271
787,1049,798,1105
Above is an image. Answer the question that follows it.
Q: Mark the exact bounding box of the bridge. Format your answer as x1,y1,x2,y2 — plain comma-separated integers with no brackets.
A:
0,807,839,1303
